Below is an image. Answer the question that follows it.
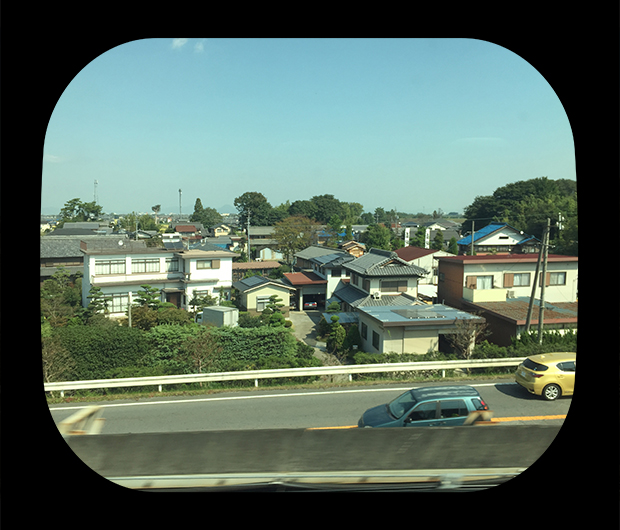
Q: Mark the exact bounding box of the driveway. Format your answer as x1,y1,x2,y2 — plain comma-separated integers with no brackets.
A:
288,310,340,366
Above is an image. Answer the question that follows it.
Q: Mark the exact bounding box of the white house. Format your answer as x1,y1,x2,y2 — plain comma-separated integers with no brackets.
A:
80,239,237,317
457,222,540,255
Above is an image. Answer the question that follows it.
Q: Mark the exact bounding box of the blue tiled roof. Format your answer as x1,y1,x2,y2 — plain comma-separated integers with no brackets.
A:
457,222,539,246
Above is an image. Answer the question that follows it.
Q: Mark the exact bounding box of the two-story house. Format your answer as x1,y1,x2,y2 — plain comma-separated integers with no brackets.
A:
80,239,237,317
331,248,428,312
457,222,540,255
437,253,578,346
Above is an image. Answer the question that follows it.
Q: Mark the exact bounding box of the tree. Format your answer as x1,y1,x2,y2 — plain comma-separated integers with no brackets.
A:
261,295,286,327
326,315,346,358
191,198,222,229
273,215,319,265
364,224,392,251
86,286,112,317
234,191,273,226
42,333,76,389
58,198,104,226
431,230,444,250
446,316,490,361
182,328,223,376
310,194,346,224
134,284,163,310
447,236,458,255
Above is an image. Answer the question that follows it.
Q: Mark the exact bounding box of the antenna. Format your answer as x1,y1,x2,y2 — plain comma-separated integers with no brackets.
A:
94,180,99,204
179,189,182,217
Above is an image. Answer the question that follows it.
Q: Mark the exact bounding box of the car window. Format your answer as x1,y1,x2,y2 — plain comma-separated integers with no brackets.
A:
439,399,468,418
388,391,418,419
523,358,549,372
557,361,575,372
471,398,487,411
406,401,438,422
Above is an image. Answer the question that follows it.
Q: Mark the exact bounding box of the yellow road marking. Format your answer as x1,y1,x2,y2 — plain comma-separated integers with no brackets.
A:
307,415,566,430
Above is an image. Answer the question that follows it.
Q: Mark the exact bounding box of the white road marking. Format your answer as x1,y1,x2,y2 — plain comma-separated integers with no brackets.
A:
48,383,516,411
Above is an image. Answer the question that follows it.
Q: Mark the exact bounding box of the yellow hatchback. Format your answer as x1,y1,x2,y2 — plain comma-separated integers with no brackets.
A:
515,352,576,401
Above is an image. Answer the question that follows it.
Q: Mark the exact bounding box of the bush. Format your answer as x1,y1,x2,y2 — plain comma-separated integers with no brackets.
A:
55,326,151,381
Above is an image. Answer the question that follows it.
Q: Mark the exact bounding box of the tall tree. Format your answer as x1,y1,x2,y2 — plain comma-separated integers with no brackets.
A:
310,194,346,224
58,198,103,226
364,224,392,251
273,216,319,265
234,191,273,226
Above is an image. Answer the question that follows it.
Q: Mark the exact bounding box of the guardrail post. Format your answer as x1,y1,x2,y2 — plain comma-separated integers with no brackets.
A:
255,379,258,387
442,370,445,378
159,385,162,392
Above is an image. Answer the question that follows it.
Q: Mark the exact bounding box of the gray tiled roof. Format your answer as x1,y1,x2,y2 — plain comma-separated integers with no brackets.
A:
294,245,347,260
344,248,427,277
332,285,421,308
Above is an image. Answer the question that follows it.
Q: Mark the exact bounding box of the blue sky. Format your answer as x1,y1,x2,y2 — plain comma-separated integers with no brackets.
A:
42,38,575,217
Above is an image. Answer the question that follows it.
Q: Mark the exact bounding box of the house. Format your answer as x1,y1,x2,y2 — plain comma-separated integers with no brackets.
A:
210,223,233,237
330,248,428,312
232,261,282,282
233,275,296,316
457,222,540,255
395,246,456,287
246,226,284,261
80,239,237,317
436,253,578,346
339,240,366,258
308,251,355,300
293,245,348,271
356,304,486,355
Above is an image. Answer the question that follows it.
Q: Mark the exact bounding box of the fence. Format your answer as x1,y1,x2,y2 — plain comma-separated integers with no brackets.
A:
44,357,525,397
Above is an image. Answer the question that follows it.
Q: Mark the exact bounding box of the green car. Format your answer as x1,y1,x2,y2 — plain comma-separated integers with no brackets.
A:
358,385,489,428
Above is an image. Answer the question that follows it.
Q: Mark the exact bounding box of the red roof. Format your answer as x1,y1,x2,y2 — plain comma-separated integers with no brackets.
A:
176,225,197,233
437,254,578,264
395,246,438,261
283,272,327,286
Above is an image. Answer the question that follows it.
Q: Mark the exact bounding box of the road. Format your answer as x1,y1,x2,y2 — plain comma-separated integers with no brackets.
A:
48,379,571,435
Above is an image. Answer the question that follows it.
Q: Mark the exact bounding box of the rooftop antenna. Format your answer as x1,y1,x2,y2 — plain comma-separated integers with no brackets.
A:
94,180,99,205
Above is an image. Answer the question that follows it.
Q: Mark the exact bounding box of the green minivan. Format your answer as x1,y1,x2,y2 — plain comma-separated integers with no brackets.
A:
358,385,489,428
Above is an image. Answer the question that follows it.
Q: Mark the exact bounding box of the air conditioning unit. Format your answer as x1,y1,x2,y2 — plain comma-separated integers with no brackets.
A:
372,291,381,300
507,290,515,299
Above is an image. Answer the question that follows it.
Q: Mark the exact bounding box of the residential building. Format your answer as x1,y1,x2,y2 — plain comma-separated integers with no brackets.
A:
395,246,456,287
293,245,348,272
331,248,428,312
282,271,327,310
357,304,485,355
80,239,237,317
437,253,578,345
308,251,355,300
457,222,540,255
339,240,366,258
232,275,296,316
232,261,282,281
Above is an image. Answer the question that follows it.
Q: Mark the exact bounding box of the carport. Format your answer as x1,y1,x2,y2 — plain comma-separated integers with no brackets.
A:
282,272,327,311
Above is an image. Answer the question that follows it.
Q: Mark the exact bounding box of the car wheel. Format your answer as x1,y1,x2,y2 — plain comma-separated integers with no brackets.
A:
542,384,561,401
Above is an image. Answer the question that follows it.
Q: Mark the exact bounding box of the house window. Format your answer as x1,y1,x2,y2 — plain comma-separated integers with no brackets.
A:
332,269,341,278
550,272,566,285
513,273,530,286
165,258,179,272
94,259,126,275
476,276,493,290
109,293,130,313
372,331,380,350
363,279,371,292
361,322,368,340
256,295,271,312
381,280,408,293
132,258,160,273
197,259,220,269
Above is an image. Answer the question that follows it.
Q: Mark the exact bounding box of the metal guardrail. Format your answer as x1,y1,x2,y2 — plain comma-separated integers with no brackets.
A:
44,357,525,397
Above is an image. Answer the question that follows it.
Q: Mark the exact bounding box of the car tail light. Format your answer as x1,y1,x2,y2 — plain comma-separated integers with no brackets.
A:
531,373,544,378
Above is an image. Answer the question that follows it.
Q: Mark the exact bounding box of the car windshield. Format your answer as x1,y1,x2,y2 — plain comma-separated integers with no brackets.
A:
387,391,418,419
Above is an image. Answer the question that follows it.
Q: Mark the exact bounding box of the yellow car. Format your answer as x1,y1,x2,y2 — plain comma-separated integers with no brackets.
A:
515,352,576,401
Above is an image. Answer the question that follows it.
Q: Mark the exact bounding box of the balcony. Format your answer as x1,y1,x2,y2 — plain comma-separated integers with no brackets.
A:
463,287,507,304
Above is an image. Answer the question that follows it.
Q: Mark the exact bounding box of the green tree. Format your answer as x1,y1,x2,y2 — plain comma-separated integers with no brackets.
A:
431,230,444,250
190,198,223,229
273,215,319,265
310,194,346,224
58,198,103,226
182,328,223,376
86,286,112,318
327,315,346,357
364,224,392,251
447,236,458,255
134,284,163,310
234,191,274,226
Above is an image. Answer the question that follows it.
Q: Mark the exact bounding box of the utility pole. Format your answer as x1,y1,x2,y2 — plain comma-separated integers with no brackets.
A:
536,218,551,344
524,233,544,333
470,221,475,256
246,210,251,262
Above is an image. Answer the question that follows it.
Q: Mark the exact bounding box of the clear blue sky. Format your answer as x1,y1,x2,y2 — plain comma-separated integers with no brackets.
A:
42,38,575,217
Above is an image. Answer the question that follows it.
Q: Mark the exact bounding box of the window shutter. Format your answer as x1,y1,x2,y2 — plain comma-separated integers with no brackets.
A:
503,273,514,288
539,272,550,286
212,259,220,269
466,276,477,289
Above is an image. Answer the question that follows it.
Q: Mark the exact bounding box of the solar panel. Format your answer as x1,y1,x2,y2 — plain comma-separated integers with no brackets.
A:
393,308,446,320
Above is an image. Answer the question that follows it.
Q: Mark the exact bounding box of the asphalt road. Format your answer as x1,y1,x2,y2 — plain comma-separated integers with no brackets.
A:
48,379,571,435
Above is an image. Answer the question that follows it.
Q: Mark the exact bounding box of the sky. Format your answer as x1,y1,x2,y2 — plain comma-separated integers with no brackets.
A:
41,38,576,217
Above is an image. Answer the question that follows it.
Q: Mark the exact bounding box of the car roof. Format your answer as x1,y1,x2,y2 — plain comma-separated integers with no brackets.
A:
410,385,480,401
527,352,576,365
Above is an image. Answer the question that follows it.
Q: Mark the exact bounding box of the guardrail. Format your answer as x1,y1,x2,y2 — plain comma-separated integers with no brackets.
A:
44,357,525,397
